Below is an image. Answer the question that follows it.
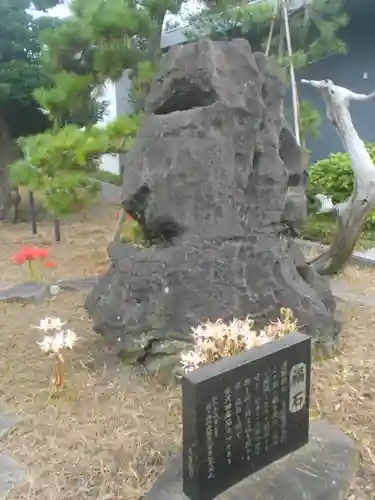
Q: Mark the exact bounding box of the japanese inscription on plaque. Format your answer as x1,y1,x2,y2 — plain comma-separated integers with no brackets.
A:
182,331,311,500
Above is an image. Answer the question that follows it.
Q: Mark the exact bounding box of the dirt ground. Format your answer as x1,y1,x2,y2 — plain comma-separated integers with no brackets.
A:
0,206,374,499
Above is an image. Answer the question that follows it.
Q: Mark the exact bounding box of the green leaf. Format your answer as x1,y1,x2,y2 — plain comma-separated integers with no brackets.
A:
9,114,140,215
308,143,375,230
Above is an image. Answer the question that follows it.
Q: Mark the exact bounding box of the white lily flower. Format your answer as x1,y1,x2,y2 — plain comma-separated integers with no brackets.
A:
255,331,273,346
180,350,203,372
37,336,54,353
36,317,66,332
50,331,65,353
36,317,79,388
63,329,78,349
36,318,79,354
181,311,296,373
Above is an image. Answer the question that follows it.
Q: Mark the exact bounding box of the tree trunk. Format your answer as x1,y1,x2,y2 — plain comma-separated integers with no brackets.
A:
301,79,375,275
0,114,20,221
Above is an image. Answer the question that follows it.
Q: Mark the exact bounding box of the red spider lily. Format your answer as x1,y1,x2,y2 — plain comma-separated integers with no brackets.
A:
44,261,57,268
11,247,49,265
11,246,51,281
116,211,133,222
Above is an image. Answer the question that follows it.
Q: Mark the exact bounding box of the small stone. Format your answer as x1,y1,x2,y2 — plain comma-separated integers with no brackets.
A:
145,355,183,386
118,344,146,364
49,284,60,296
150,340,191,356
58,277,98,290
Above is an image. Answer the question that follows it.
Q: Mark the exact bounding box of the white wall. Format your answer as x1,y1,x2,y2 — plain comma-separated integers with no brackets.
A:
115,69,134,116
97,80,121,174
97,70,135,174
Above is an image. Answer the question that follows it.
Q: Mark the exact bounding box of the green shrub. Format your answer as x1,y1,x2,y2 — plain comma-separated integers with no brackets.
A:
300,213,375,249
308,143,375,228
10,115,140,216
300,213,337,244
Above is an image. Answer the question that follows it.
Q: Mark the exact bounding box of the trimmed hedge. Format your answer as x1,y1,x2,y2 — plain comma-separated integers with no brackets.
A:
308,143,375,228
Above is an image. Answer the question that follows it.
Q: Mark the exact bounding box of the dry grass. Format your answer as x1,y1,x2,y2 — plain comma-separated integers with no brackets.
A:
300,244,323,261
333,265,375,297
0,208,374,499
0,205,182,499
312,301,375,497
302,245,375,298
0,292,181,500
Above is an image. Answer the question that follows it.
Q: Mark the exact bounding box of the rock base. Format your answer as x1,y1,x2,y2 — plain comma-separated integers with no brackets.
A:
143,421,358,500
85,237,336,382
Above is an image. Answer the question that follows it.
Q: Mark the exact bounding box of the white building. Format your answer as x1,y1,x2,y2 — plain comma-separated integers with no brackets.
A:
97,1,206,174
97,70,134,174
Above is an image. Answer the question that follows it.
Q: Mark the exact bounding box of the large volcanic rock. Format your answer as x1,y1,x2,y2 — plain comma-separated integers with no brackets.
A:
85,38,336,382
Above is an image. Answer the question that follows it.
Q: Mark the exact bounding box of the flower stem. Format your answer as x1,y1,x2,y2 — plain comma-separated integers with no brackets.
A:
28,260,37,281
55,355,64,387
27,261,43,282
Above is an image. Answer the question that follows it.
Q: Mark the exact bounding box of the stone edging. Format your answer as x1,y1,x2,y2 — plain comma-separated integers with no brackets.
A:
0,277,98,303
0,412,25,498
1,240,375,303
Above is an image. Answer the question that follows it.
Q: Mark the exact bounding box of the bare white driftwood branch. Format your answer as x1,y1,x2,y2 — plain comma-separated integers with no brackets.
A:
315,194,335,214
301,78,375,275
315,194,349,218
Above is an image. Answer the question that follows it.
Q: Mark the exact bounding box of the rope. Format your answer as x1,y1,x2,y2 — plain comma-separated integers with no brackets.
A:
264,0,301,146
281,0,301,145
265,0,280,57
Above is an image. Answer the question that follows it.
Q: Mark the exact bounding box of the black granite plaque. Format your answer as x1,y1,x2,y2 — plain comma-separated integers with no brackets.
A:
182,331,311,500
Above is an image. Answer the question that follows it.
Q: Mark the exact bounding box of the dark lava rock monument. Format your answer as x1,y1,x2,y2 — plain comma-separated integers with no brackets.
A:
85,38,336,380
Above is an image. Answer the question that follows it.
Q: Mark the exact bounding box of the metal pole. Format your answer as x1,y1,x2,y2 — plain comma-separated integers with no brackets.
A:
28,190,37,234
54,216,61,243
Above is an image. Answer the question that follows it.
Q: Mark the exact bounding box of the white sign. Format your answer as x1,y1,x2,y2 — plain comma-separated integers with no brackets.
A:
289,362,307,413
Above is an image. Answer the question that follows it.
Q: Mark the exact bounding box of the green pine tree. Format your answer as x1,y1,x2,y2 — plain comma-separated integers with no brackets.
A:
10,0,349,216
188,0,348,67
186,0,347,145
0,0,61,220
35,0,184,120
10,0,184,215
